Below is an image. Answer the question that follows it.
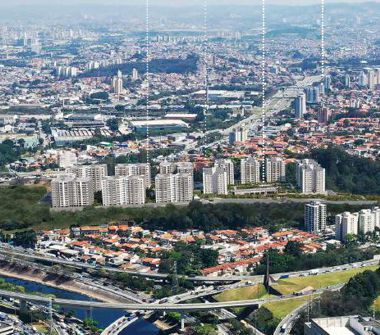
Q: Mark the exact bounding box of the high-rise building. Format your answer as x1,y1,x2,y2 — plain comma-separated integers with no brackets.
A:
264,157,286,183
373,206,380,229
51,174,94,208
304,201,327,233
306,86,320,104
101,176,145,207
215,159,235,186
296,159,326,194
176,162,194,174
155,173,193,204
335,212,359,242
294,93,307,119
112,70,124,95
66,164,108,192
173,173,194,203
359,71,367,87
203,167,228,195
367,70,376,90
324,75,332,93
115,163,151,189
344,74,351,88
155,174,174,204
159,162,177,175
318,107,331,124
241,157,261,185
335,207,380,242
132,68,139,81
101,176,123,207
376,69,380,86
358,209,376,234
229,127,248,145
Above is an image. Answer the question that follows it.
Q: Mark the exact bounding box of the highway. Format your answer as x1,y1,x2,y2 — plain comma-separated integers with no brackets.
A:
0,287,337,312
273,285,343,335
201,198,379,206
221,74,322,135
101,316,139,335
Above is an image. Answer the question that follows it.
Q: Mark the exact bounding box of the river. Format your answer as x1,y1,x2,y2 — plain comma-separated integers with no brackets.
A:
1,277,159,335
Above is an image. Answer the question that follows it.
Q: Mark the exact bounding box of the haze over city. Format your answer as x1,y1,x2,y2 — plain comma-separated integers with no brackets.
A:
0,0,379,335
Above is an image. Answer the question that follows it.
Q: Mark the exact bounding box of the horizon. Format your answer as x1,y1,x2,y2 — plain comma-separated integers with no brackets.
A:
0,0,378,6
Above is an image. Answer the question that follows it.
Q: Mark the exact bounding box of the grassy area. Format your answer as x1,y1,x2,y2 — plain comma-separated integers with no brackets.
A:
263,296,311,319
273,266,379,295
33,322,58,335
214,284,267,302
372,296,380,312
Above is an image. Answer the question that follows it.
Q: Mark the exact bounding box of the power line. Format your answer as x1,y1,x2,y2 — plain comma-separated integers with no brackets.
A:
145,0,150,163
261,0,266,149
203,0,209,138
321,0,325,78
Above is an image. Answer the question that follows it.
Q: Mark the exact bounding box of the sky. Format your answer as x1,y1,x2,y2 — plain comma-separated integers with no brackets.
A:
0,0,378,5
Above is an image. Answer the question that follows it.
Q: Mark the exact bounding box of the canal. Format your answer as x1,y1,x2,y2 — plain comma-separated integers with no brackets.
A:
1,276,159,335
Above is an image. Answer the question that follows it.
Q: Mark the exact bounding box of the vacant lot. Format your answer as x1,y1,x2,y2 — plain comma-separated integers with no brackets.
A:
214,284,267,302
373,296,380,312
264,296,311,320
273,266,379,295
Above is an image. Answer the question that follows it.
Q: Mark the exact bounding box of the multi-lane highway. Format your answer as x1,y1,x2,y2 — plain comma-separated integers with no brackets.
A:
0,286,337,312
221,74,323,135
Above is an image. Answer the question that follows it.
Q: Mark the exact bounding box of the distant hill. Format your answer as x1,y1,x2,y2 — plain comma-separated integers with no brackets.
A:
80,54,199,78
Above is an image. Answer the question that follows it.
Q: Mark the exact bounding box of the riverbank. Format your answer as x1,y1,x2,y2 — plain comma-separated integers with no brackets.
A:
0,262,129,304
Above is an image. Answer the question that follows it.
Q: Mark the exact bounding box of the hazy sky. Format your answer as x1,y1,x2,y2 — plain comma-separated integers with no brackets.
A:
0,0,378,5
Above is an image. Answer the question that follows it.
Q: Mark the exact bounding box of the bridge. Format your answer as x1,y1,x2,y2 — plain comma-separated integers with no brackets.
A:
0,286,340,312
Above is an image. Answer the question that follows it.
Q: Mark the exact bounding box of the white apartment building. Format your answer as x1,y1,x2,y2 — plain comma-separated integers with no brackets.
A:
294,92,307,119
335,207,380,242
335,212,359,242
115,163,151,188
101,176,145,207
173,173,194,203
159,162,177,175
176,162,194,174
112,70,124,95
229,127,248,145
296,159,326,194
304,201,327,233
155,172,193,204
51,174,94,208
265,157,286,183
358,209,376,234
155,174,174,204
241,157,261,185
203,167,228,195
215,159,235,185
66,164,108,192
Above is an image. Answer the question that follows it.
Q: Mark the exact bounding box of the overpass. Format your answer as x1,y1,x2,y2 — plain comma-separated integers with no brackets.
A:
0,286,339,312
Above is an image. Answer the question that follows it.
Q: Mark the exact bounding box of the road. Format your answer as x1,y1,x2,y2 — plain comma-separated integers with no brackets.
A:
101,316,139,335
201,198,379,206
221,74,322,135
273,285,343,335
0,286,344,312
179,74,322,155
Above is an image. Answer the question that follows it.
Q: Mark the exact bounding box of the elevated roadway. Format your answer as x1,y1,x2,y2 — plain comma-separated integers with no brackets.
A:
0,286,341,312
